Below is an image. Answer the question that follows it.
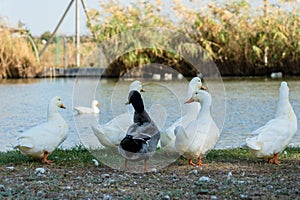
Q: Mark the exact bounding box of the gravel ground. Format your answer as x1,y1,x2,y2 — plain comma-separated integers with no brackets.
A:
0,149,299,199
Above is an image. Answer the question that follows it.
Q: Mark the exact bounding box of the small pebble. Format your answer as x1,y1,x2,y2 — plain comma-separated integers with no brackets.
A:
199,176,210,182
151,168,157,173
35,168,46,174
103,194,112,200
211,195,218,200
193,169,198,175
92,159,99,167
65,186,72,190
163,195,170,200
6,166,14,170
227,172,232,180
267,185,273,189
36,191,44,197
133,181,137,185
184,192,190,197
0,184,5,191
101,174,110,178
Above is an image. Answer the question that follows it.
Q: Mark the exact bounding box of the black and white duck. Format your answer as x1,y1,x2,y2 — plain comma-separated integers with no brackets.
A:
118,90,160,171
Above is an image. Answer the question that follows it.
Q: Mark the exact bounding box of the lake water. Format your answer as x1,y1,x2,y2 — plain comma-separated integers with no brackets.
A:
1,77,300,152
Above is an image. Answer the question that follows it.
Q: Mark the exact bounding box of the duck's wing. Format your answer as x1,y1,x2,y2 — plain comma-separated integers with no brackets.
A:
16,121,67,154
133,133,151,141
92,112,132,147
246,118,290,151
74,106,93,114
91,126,119,148
174,124,192,154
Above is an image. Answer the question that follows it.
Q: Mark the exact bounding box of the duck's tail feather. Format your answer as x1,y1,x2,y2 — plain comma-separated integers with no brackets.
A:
245,138,262,150
92,126,116,148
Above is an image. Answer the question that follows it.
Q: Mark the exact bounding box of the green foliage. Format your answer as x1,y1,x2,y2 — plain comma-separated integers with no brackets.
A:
40,31,52,42
86,0,300,76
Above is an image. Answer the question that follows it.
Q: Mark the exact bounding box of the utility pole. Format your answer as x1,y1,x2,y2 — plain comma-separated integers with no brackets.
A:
75,0,80,67
39,0,94,67
39,0,75,58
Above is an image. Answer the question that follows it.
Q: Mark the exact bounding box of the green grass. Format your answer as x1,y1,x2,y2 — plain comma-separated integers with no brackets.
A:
1,146,299,166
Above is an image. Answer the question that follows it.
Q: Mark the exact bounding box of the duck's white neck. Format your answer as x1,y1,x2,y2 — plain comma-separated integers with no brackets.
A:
276,95,294,118
185,86,200,115
47,105,60,121
187,85,195,98
197,97,212,120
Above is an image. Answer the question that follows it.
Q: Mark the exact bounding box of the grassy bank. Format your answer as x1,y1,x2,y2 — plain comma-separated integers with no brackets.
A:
0,147,299,199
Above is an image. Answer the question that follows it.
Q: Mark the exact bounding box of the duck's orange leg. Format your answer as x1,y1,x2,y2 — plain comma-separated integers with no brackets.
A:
197,155,207,166
189,159,196,166
144,159,148,172
267,153,280,164
42,151,53,164
273,153,280,165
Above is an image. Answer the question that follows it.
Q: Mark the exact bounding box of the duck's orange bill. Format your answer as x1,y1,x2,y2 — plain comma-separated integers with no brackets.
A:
184,98,194,104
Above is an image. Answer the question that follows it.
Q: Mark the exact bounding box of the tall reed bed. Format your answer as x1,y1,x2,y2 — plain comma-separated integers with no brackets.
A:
0,29,39,78
88,0,300,76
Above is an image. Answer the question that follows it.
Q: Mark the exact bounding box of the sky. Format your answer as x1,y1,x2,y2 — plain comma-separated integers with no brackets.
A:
0,0,100,36
0,0,287,37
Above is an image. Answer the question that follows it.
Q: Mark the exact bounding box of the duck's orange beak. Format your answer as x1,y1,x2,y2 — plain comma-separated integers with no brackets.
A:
184,98,194,104
60,104,66,109
140,88,146,92
200,85,207,90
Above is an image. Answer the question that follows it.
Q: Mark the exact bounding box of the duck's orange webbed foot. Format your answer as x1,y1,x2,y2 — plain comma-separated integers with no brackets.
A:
267,153,280,165
189,159,197,166
42,151,53,165
197,156,207,167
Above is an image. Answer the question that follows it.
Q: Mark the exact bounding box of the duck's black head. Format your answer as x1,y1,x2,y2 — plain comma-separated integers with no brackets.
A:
127,90,144,113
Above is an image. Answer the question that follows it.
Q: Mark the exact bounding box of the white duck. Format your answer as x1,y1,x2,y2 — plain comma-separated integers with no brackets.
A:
161,77,206,152
118,90,160,171
92,80,145,148
245,81,297,164
15,96,68,164
175,90,220,166
74,100,100,114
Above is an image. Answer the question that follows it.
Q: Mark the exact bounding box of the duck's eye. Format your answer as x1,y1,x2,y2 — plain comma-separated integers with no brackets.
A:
58,98,61,101
195,92,198,95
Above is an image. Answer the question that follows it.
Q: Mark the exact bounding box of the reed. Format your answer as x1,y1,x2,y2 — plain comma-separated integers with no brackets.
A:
88,0,300,76
0,29,40,78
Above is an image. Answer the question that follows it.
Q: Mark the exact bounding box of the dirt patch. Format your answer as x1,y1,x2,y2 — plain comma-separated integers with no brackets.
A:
0,156,299,199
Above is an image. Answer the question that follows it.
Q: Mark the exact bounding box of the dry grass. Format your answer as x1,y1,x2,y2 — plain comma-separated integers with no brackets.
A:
0,30,39,78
